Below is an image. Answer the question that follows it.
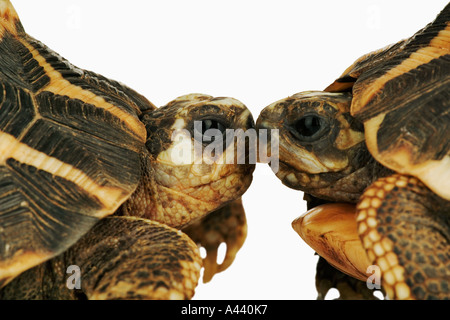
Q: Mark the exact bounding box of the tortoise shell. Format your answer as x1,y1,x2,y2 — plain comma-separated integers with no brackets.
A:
0,1,156,284
325,3,450,201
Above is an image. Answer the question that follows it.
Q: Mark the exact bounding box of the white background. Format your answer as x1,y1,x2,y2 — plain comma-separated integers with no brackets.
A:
12,0,449,300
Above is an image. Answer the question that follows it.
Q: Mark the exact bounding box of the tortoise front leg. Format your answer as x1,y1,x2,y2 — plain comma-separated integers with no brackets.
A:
75,217,202,299
0,216,202,300
356,174,450,300
183,198,247,283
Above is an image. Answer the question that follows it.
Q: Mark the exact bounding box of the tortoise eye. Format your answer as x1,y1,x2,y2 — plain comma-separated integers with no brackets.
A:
202,119,226,136
193,119,227,140
292,114,328,141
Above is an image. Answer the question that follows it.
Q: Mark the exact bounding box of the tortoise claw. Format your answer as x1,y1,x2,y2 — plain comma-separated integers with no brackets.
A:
183,198,247,283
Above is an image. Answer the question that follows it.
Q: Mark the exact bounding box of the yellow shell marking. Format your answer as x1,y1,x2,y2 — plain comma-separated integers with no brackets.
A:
18,40,146,142
0,131,127,217
352,22,450,115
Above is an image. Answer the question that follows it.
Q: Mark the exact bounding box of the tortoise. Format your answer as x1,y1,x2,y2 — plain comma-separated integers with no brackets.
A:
257,3,449,300
0,0,255,299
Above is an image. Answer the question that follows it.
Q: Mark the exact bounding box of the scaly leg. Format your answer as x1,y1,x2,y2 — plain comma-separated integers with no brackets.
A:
183,198,247,283
356,174,450,299
0,216,202,300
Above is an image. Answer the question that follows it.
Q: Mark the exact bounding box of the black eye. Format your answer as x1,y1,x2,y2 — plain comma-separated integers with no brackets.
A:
193,119,227,140
202,119,226,135
292,114,328,141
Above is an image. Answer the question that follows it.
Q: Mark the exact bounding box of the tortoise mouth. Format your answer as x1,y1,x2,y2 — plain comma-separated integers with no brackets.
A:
191,163,254,201
275,160,363,203
187,167,254,201
275,159,319,190
155,165,254,228
124,167,254,229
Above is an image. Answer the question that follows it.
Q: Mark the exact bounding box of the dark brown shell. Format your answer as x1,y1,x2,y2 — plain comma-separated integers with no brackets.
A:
0,1,155,285
325,3,450,200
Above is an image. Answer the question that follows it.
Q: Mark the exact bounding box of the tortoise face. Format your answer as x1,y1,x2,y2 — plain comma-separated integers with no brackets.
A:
133,94,255,228
257,91,368,201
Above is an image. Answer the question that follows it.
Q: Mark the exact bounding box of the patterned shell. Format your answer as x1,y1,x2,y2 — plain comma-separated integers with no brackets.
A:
0,1,155,284
326,3,450,201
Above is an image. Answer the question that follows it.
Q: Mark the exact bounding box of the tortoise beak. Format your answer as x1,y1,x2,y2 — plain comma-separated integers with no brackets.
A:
255,110,280,165
292,203,371,282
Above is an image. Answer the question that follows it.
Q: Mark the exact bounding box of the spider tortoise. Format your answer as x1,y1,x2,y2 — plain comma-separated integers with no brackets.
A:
257,3,450,300
0,0,255,299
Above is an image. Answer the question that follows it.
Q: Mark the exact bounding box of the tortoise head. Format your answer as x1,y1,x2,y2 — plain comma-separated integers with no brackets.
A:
256,91,375,202
125,94,255,228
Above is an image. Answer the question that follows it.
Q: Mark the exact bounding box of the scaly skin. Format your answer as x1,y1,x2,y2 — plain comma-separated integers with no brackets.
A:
0,0,255,299
356,174,450,300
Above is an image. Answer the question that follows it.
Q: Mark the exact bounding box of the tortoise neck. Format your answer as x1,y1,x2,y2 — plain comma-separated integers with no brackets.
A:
299,144,394,203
